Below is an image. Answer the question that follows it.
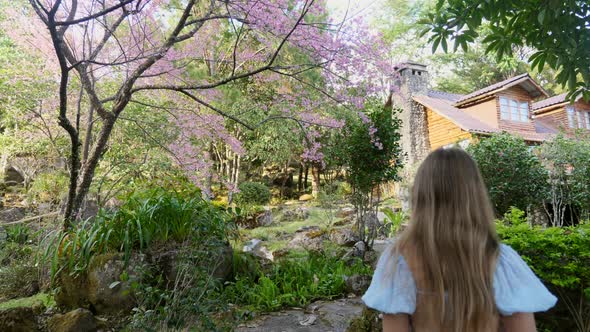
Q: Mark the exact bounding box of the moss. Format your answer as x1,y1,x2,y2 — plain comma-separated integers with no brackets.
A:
347,307,381,332
0,293,54,311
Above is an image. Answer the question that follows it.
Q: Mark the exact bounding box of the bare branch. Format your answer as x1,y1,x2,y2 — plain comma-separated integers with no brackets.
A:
54,0,134,26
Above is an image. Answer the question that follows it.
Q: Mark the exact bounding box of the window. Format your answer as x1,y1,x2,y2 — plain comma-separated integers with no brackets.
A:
577,111,587,128
567,106,590,129
499,97,529,122
567,106,576,128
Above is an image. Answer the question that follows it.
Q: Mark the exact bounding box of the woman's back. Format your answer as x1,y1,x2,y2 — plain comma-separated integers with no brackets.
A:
361,148,556,331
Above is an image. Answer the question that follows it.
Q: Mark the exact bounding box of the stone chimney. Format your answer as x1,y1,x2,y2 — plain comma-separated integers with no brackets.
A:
392,62,430,164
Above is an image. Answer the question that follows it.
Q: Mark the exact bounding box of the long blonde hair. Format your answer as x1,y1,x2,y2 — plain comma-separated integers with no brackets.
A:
392,148,500,331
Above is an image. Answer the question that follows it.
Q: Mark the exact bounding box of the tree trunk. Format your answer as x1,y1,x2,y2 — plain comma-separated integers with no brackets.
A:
82,105,95,164
311,164,320,198
298,163,303,192
69,117,117,221
304,165,309,190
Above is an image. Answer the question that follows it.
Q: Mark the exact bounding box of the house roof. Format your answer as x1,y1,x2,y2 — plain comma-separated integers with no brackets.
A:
454,73,549,107
414,93,497,134
531,92,580,112
414,90,557,142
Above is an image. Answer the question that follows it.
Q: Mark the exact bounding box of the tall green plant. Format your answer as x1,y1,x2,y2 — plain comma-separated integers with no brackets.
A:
333,98,404,247
41,188,234,280
467,133,548,216
539,133,590,226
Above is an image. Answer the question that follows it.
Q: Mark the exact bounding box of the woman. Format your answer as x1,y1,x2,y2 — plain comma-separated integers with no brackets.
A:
362,148,556,331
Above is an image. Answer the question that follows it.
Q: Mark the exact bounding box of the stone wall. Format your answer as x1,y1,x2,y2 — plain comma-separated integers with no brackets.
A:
392,63,431,164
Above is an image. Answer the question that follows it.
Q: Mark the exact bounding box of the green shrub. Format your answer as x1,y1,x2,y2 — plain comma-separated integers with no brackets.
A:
41,188,234,279
539,133,590,225
467,133,548,216
234,182,271,206
497,210,590,330
223,252,371,312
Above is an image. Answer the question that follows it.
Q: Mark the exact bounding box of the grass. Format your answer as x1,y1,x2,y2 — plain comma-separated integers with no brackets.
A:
237,205,346,251
0,293,54,310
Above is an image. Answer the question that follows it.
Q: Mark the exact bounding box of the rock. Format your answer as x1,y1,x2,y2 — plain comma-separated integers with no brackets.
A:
211,244,234,281
0,207,26,223
363,251,379,267
3,166,24,186
345,275,372,295
47,308,97,332
298,314,317,326
335,207,355,218
298,194,314,201
329,228,359,247
288,228,326,252
235,298,379,332
342,241,367,263
281,207,310,222
79,201,99,220
154,243,234,287
272,248,290,260
295,225,320,233
0,307,39,332
243,239,263,252
37,202,53,214
243,239,273,261
55,253,142,315
256,209,273,227
86,255,138,314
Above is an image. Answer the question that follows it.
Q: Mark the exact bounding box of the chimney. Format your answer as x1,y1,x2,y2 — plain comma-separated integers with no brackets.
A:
392,62,430,164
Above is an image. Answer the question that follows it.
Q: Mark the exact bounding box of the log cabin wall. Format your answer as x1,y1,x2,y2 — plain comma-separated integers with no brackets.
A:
426,108,472,150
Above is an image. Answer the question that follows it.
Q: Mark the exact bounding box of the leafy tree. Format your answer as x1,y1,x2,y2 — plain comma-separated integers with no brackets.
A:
433,40,562,95
539,133,590,226
8,0,392,229
422,0,590,100
467,133,548,216
334,97,404,246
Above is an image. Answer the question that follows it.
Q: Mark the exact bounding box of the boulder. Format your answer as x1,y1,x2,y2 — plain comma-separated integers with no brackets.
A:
298,194,314,201
3,166,24,186
342,241,367,264
271,248,291,260
345,275,372,295
288,227,326,252
0,207,26,223
235,298,381,332
55,253,142,315
211,244,234,280
335,207,355,218
47,308,97,332
256,209,273,227
329,228,359,247
0,307,39,332
243,239,263,252
153,243,234,287
281,207,310,222
85,255,138,314
243,239,273,261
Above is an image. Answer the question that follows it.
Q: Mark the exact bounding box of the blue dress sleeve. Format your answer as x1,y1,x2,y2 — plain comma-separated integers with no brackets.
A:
494,244,558,315
361,246,416,314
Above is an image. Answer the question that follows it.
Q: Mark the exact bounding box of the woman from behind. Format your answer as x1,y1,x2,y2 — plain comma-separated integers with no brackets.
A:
362,148,556,331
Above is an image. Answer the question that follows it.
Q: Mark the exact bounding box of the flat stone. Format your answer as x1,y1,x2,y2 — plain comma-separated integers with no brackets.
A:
48,308,97,332
235,298,372,332
0,306,39,332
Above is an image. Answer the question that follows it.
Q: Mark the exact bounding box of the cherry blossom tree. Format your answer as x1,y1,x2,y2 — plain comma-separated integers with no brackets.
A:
10,0,395,228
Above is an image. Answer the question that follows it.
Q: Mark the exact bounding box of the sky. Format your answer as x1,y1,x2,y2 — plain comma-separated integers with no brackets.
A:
326,0,385,24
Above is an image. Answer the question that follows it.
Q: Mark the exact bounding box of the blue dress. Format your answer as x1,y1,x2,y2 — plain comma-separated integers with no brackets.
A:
362,243,557,316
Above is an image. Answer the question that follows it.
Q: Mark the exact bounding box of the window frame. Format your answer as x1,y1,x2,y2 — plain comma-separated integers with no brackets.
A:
499,96,530,122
